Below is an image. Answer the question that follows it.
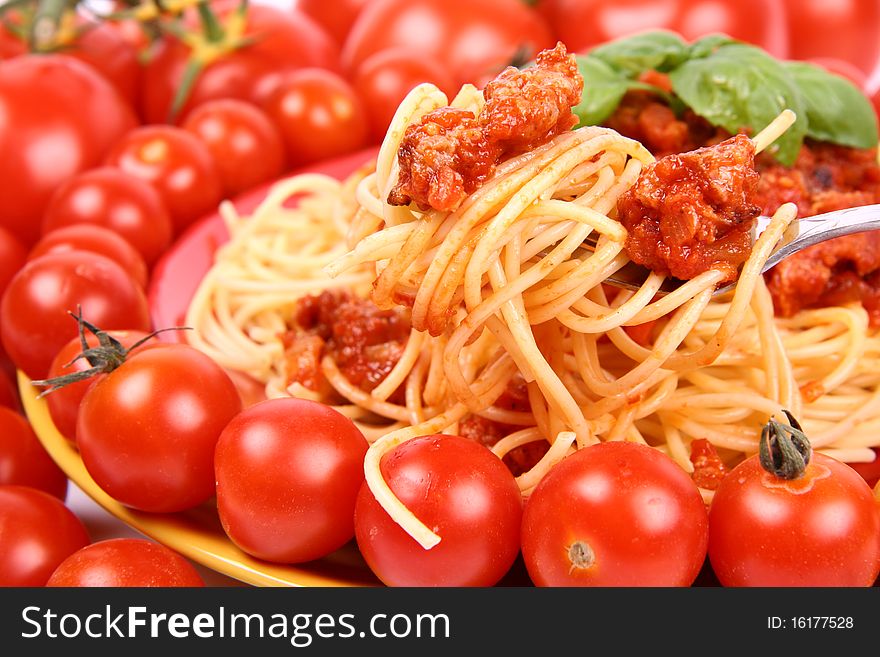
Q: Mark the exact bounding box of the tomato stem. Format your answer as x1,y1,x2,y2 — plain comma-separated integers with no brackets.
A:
758,410,811,480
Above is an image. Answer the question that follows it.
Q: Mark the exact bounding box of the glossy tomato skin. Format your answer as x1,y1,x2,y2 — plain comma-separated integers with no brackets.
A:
0,485,89,586
536,0,789,58
46,539,205,587
298,0,369,46
0,369,19,411
0,55,137,246
0,226,26,308
521,441,709,587
41,167,174,268
708,452,880,587
140,5,339,124
354,434,523,587
352,48,457,144
43,329,151,441
77,344,242,513
182,99,286,197
215,397,369,563
29,224,149,290
260,68,369,168
342,0,555,89
104,126,223,237
0,251,151,379
0,406,68,499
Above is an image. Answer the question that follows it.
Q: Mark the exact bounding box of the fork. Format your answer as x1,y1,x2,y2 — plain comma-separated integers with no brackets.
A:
572,203,880,296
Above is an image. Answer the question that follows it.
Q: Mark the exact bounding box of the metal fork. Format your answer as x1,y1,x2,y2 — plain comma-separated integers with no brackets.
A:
571,203,880,297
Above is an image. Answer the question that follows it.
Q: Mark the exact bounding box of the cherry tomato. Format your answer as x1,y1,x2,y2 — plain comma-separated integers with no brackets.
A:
342,0,555,89
0,406,68,499
521,441,709,587
181,99,286,197
0,55,137,246
29,224,148,289
215,397,369,563
354,434,523,587
260,68,369,167
0,369,19,411
43,329,151,441
77,343,242,513
783,0,880,77
0,485,89,586
709,451,880,586
46,538,205,587
298,0,369,46
0,226,26,307
848,448,880,488
536,0,789,58
104,126,223,236
352,48,457,143
41,167,174,268
0,251,150,379
140,5,339,123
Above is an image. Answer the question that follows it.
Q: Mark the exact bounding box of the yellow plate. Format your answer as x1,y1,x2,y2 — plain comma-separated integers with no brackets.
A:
19,371,380,587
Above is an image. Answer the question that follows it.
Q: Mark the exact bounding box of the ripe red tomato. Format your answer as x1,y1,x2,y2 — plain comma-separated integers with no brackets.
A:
0,226,26,305
181,99,286,197
0,251,150,379
41,167,173,268
140,5,339,123
352,48,457,143
298,0,369,46
104,126,223,236
0,369,19,411
708,451,880,586
343,0,555,89
260,68,369,168
354,434,523,586
77,344,242,513
215,397,369,563
0,55,137,246
29,224,148,290
46,538,205,587
0,485,89,586
0,406,68,499
521,441,709,587
536,0,789,58
43,329,151,441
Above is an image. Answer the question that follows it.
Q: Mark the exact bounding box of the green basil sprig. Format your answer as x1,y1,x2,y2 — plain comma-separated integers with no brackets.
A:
571,31,879,166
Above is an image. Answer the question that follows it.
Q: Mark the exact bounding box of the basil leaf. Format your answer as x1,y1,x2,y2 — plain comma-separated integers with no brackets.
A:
784,61,879,149
687,33,738,60
589,30,689,77
669,43,807,165
572,56,631,126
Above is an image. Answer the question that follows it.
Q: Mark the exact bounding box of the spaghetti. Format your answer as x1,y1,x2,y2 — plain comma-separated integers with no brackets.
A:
185,59,880,550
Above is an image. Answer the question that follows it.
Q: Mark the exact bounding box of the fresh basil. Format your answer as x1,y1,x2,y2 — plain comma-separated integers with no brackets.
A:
589,30,689,77
572,56,631,127
784,61,879,149
669,43,807,165
686,33,737,60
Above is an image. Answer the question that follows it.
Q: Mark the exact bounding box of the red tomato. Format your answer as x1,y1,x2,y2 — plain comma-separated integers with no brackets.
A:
0,485,89,586
77,344,242,513
342,0,555,89
215,398,369,563
352,48,457,144
42,329,151,441
521,441,709,587
0,55,137,246
848,448,880,488
0,251,150,379
0,226,26,305
298,0,370,46
709,451,880,586
29,224,148,289
0,369,19,411
260,68,369,167
41,167,174,268
104,126,223,236
46,538,205,587
0,406,68,499
182,99,286,197
537,0,789,58
783,0,880,77
354,434,523,586
140,5,339,123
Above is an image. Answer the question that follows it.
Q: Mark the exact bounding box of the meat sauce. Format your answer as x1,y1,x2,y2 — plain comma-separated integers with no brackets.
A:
608,89,880,323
